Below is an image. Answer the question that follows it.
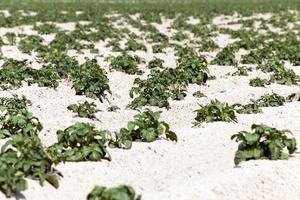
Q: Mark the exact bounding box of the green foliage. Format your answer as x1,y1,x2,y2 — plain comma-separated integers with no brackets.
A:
125,39,147,51
197,38,218,52
171,32,188,41
87,185,141,200
49,122,111,162
67,101,100,118
211,46,237,66
194,99,237,125
249,77,271,87
231,124,297,165
233,99,262,114
152,43,167,53
111,109,177,149
0,95,29,112
129,48,210,108
270,67,299,85
70,59,111,101
29,67,61,88
231,66,251,76
33,23,59,34
256,93,285,107
107,105,120,112
4,32,16,45
128,69,187,109
259,59,300,85
147,58,164,69
0,96,42,139
18,35,44,54
193,91,205,98
0,134,61,197
110,54,143,75
0,59,33,90
259,58,284,73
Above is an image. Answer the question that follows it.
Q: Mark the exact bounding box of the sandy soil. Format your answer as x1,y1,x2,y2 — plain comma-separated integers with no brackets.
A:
0,11,300,200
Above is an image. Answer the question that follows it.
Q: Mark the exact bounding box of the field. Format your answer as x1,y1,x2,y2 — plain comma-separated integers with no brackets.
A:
0,0,300,199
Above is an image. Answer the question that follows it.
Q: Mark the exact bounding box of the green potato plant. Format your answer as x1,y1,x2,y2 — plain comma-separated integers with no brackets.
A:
87,185,141,200
256,93,285,107
48,122,112,162
70,59,111,101
249,77,271,87
67,101,100,119
211,46,237,66
194,99,237,126
147,58,164,69
231,124,297,165
111,109,177,149
233,99,262,114
0,134,61,197
110,54,143,75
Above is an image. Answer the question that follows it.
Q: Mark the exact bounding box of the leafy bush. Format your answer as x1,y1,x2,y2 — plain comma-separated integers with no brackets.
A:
211,46,237,66
129,49,210,108
194,99,237,125
29,67,61,88
231,124,297,165
0,134,61,197
147,58,164,69
171,32,188,41
111,109,177,149
0,95,29,112
152,43,167,53
259,58,284,73
48,122,111,162
70,59,111,101
270,67,299,85
110,54,143,75
67,101,100,119
125,39,147,51
18,35,44,54
33,23,59,34
231,66,251,76
87,185,141,200
256,93,285,107
0,59,33,90
4,33,17,45
0,96,42,139
249,77,271,87
129,69,183,109
233,99,262,114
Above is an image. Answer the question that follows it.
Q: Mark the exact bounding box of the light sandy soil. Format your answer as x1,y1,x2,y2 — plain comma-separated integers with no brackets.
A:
0,11,300,200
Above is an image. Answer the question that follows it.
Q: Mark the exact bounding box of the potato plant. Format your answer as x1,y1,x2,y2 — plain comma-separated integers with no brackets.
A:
129,48,210,108
194,99,237,126
87,185,141,200
231,124,297,165
111,109,177,149
249,77,271,87
256,93,285,107
0,96,42,139
211,46,237,66
0,134,62,197
67,101,100,119
70,59,111,101
233,100,262,114
48,122,112,162
110,54,143,75
147,58,164,69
